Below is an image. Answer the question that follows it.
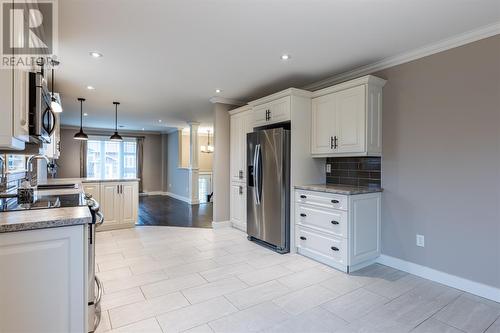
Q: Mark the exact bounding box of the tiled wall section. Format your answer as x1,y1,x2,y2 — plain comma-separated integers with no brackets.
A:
326,157,381,187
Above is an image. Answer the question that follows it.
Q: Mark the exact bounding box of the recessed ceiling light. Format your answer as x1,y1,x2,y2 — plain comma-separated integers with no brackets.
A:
215,89,221,93
83,112,88,117
86,85,95,90
281,54,290,60
89,51,103,58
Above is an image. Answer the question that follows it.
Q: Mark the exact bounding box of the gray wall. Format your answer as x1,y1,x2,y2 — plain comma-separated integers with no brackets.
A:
166,131,190,198
373,35,500,288
212,103,232,222
58,127,163,193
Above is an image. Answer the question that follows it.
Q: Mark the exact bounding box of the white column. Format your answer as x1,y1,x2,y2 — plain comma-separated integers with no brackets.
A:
188,122,200,205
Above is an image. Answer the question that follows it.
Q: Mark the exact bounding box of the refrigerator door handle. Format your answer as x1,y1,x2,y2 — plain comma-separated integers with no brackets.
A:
253,144,261,205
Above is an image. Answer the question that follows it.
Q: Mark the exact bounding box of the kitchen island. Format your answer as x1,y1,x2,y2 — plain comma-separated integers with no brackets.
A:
0,184,91,333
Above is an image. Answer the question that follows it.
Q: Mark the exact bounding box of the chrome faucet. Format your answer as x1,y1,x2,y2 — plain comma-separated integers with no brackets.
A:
25,154,50,186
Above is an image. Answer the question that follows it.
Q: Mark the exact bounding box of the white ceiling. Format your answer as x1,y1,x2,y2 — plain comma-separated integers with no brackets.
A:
57,0,500,132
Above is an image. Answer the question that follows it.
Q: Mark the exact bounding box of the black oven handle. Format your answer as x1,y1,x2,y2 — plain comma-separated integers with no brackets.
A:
42,107,56,136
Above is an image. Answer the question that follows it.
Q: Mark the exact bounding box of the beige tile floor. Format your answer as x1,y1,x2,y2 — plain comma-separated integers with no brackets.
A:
95,226,500,333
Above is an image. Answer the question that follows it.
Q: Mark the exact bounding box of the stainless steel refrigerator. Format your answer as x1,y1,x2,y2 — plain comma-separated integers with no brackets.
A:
247,128,290,253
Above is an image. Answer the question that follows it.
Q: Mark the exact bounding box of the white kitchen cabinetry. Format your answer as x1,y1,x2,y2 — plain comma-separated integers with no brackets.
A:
230,106,253,183
311,75,386,157
230,183,247,231
229,106,252,231
82,182,101,203
97,181,138,231
0,225,87,332
251,95,291,127
295,189,381,272
0,69,30,150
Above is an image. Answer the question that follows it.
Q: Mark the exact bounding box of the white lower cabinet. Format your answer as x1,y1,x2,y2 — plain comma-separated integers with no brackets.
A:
230,183,246,231
84,181,138,231
82,182,101,202
0,225,87,332
295,189,381,272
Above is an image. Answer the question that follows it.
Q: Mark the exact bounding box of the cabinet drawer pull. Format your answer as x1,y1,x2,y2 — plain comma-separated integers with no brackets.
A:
300,195,307,199
300,213,307,217
331,220,339,225
331,199,339,204
300,236,307,240
331,246,339,251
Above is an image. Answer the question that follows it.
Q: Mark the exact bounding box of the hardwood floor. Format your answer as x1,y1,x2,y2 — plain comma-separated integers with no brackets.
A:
137,195,213,228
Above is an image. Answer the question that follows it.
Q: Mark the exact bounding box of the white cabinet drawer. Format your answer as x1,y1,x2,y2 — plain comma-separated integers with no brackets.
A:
297,226,347,266
296,204,348,238
295,190,347,211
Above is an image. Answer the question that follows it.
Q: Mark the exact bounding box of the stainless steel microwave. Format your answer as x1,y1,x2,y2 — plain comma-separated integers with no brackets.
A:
28,72,55,143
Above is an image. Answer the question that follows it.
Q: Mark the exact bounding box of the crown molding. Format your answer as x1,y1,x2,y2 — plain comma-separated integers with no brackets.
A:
312,75,386,98
248,88,312,106
304,21,500,91
228,105,251,115
209,97,246,106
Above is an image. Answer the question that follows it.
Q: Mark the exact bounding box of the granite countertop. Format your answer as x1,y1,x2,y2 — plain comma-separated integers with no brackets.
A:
38,177,140,185
0,206,92,233
295,184,383,195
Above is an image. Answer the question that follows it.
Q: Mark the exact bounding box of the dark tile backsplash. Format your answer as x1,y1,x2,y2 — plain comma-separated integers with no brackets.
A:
326,157,381,188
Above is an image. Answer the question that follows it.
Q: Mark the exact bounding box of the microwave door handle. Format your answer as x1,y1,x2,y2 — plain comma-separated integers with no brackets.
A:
42,108,55,136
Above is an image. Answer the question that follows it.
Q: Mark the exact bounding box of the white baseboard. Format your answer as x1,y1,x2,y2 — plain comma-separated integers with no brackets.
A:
165,192,193,204
377,254,500,303
231,221,246,232
212,220,231,229
140,191,167,196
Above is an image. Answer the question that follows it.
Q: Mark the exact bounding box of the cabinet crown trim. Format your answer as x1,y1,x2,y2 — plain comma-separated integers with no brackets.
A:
229,105,251,115
209,97,246,106
312,75,386,98
248,88,312,106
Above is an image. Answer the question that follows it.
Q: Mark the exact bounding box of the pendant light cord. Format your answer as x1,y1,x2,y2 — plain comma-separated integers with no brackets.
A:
115,103,118,132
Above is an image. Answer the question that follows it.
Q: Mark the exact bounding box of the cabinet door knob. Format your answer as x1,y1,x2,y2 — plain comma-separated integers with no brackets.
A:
331,246,339,251
333,136,338,149
330,136,334,149
331,220,339,225
300,195,307,199
331,199,339,204
300,213,307,217
300,236,307,240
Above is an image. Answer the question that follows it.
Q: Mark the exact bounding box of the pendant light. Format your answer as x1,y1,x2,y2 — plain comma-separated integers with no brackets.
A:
201,130,214,153
74,98,88,140
110,101,123,141
50,59,63,113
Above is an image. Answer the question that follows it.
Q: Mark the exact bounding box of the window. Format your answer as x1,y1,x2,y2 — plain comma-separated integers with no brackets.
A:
86,137,137,179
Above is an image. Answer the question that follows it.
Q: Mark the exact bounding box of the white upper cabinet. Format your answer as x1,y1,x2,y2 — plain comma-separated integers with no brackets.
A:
230,106,253,183
251,96,291,127
311,75,386,157
0,69,30,150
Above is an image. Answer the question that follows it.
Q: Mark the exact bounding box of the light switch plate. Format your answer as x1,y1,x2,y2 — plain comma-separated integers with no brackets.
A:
416,234,425,247
326,164,331,173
